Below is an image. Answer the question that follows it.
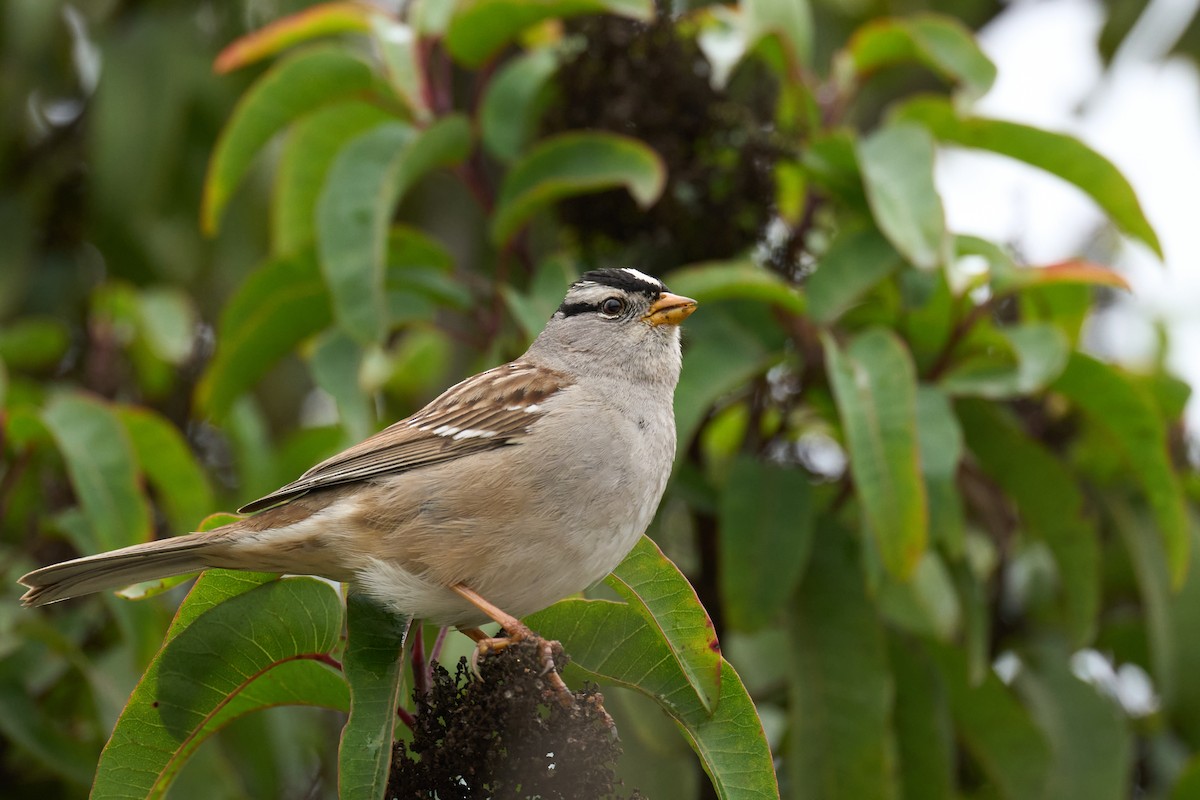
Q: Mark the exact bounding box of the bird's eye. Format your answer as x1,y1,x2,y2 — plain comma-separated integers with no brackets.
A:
600,297,626,316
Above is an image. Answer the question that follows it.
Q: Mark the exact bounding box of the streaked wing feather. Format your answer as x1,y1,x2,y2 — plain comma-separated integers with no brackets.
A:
238,362,571,513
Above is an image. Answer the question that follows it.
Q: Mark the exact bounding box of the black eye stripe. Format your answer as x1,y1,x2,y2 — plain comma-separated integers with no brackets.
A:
558,302,595,317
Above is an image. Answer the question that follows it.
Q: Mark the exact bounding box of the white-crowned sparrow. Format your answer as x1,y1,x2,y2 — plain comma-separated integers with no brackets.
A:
20,268,696,652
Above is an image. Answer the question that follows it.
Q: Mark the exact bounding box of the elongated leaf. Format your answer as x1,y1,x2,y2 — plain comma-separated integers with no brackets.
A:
213,2,376,73
878,550,960,641
719,457,813,632
203,47,381,233
491,132,666,245
92,577,345,799
887,635,954,800
527,599,779,800
928,643,1050,799
339,595,410,800
606,535,722,714
893,96,1162,256
667,261,805,315
1111,500,1178,711
675,306,781,448
42,393,151,552
1053,353,1187,586
317,116,471,343
196,249,332,419
1016,644,1133,800
959,400,1098,644
940,323,1069,399
445,0,653,67
273,100,396,255
824,328,927,578
117,407,214,534
916,385,965,556
481,47,560,162
996,259,1131,294
787,532,896,799
915,385,961,480
743,0,813,76
310,329,373,443
806,227,902,323
371,17,430,121
857,122,947,270
0,657,96,786
844,14,996,101
0,316,70,370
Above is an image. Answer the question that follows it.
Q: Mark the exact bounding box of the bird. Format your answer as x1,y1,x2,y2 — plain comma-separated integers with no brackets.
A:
19,267,696,685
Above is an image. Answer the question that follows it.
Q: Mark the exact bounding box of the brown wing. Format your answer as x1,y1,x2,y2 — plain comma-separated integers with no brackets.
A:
238,361,572,513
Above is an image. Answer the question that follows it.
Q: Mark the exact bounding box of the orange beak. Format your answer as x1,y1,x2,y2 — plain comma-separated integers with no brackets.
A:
643,292,698,327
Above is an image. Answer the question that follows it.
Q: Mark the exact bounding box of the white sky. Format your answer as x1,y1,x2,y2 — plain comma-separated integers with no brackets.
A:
935,0,1200,427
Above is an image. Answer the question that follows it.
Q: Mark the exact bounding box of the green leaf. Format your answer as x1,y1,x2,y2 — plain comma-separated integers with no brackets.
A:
743,0,814,76
272,100,396,255
806,227,902,324
385,226,470,325
606,535,722,714
445,0,653,67
480,46,559,162
857,121,948,270
675,306,781,448
369,17,430,121
878,550,961,641
92,577,346,799
718,457,813,632
117,407,214,534
787,532,896,799
959,400,1099,645
528,599,779,799
213,2,377,73
928,643,1050,800
203,47,381,234
491,132,666,245
0,658,96,786
42,393,151,552
1016,644,1133,800
1053,353,1188,586
893,96,1162,256
317,116,471,343
309,329,373,443
135,288,197,365
888,635,954,800
915,385,961,480
916,385,965,557
824,328,927,578
0,317,70,370
844,14,996,102
667,260,805,315
940,323,1070,399
196,249,332,419
994,258,1131,294
339,596,410,800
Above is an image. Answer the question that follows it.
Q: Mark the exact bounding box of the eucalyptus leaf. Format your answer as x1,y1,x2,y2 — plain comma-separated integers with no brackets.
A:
893,96,1162,256
824,328,928,578
858,122,948,269
203,47,381,233
491,132,666,245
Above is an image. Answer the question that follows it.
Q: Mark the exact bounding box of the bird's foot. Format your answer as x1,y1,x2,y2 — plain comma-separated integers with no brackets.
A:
462,624,573,705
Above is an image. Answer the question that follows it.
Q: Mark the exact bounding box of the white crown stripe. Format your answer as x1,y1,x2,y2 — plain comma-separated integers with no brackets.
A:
618,267,662,287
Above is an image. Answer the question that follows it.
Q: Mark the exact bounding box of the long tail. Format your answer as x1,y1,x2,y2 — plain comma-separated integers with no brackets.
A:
19,533,227,607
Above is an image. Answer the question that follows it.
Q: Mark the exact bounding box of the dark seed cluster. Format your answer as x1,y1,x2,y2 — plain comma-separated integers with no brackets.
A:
387,639,644,800
543,8,782,271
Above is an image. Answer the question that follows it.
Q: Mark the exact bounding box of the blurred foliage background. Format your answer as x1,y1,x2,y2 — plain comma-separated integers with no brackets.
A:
3,0,1200,797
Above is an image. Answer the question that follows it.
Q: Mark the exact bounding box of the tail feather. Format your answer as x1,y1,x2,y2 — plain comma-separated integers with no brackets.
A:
19,535,219,607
